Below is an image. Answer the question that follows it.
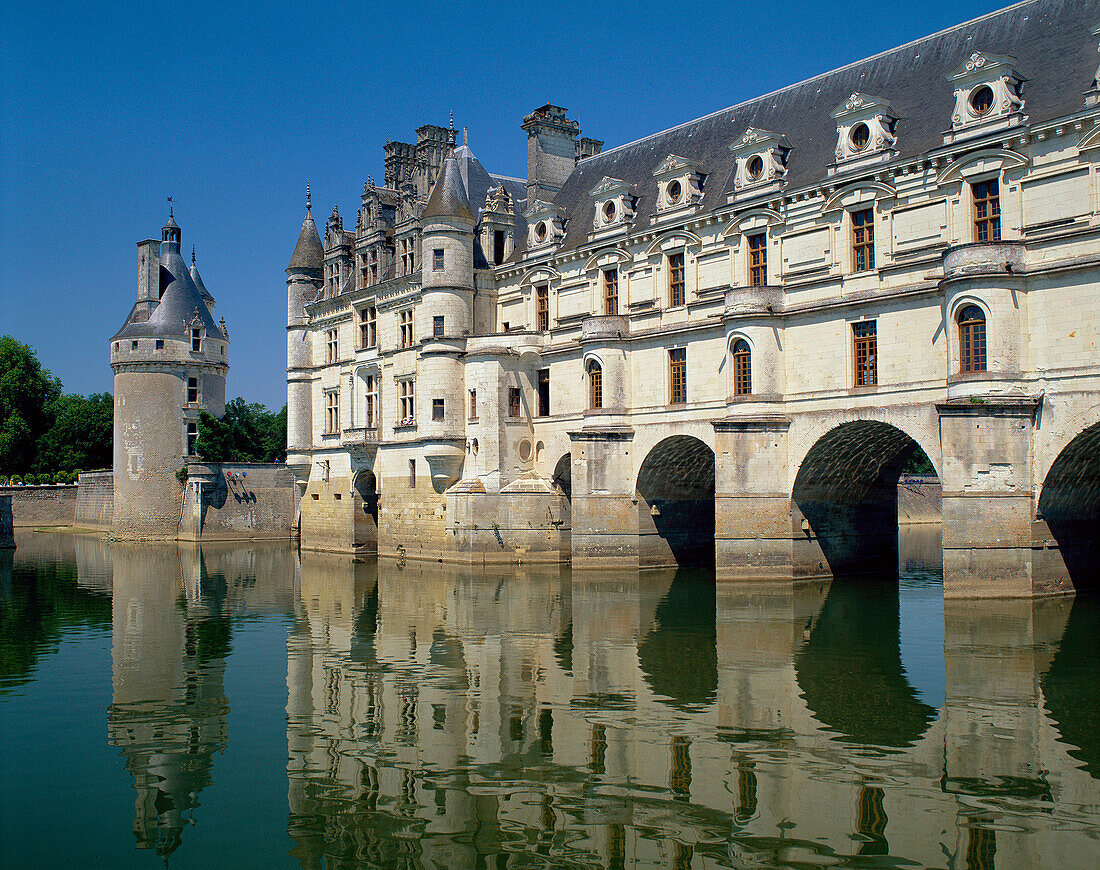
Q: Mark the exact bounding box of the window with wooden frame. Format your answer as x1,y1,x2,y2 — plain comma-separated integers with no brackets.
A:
587,360,603,410
325,390,340,433
669,347,687,404
732,339,751,396
191,327,202,353
603,268,618,315
432,398,445,421
508,386,522,418
369,249,379,283
537,368,550,417
973,179,1001,242
468,389,477,421
852,208,875,272
957,305,987,373
433,315,445,337
365,374,377,428
433,248,444,271
187,376,198,404
359,306,377,349
668,251,685,307
853,321,877,387
398,379,414,423
326,328,339,363
399,309,413,348
748,233,767,287
536,284,549,331
187,422,198,456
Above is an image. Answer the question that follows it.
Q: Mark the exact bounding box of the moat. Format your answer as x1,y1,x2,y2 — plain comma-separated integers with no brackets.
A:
1,528,1098,869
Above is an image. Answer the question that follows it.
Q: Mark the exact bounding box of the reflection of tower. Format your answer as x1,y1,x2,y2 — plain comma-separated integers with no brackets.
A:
107,543,230,859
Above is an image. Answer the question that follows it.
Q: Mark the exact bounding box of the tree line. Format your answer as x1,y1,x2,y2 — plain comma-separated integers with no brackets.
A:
1,336,286,484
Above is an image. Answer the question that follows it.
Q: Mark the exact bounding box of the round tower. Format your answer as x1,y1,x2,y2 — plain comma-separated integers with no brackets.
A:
285,188,324,488
110,210,229,537
419,153,475,489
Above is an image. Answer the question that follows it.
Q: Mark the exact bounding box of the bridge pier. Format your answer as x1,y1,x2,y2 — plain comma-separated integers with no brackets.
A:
568,427,641,569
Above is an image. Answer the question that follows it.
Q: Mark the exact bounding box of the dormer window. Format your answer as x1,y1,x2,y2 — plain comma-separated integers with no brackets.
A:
729,128,790,201
191,327,202,353
524,200,565,250
829,94,898,175
946,51,1026,144
651,155,704,220
535,222,548,242
589,176,636,233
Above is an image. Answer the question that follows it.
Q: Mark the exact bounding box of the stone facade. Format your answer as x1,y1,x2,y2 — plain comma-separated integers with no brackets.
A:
75,471,114,529
0,484,78,527
289,0,1100,596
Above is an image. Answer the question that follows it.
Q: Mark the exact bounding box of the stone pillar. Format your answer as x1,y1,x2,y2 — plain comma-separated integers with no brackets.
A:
712,416,793,580
938,397,1042,597
568,427,637,568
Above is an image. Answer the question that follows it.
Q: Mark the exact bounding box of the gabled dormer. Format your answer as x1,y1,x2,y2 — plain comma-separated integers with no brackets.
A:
945,51,1027,144
651,154,704,223
524,199,565,252
589,176,637,233
729,128,790,202
829,93,898,176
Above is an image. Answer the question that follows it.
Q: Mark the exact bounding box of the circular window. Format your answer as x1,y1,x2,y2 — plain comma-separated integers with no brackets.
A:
969,85,995,117
849,123,870,151
667,179,682,204
746,155,764,180
518,440,532,462
535,221,547,242
602,200,617,223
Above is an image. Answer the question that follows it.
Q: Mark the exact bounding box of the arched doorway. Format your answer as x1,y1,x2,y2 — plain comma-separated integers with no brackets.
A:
792,421,936,579
1038,423,1100,591
636,436,715,567
552,453,571,502
353,469,378,550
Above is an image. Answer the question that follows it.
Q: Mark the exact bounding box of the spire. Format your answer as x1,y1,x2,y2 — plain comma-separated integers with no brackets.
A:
422,153,474,222
191,244,196,266
287,185,324,274
162,202,181,247
189,248,214,303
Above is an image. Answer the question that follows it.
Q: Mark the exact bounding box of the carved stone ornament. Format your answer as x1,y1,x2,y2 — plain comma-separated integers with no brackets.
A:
652,154,704,213
588,176,637,230
483,185,513,216
946,51,1027,141
524,199,565,248
729,128,790,192
829,93,899,171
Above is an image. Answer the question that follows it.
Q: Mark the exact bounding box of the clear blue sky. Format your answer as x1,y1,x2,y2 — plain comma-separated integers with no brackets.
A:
1,0,1008,411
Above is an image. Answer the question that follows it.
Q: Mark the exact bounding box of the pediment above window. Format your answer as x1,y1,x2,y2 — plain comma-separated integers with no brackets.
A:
945,51,1027,144
829,93,898,176
728,128,790,202
523,199,565,250
589,176,637,232
651,154,704,221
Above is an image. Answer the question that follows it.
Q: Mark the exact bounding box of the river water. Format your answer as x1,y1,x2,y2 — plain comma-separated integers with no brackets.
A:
1,528,1097,869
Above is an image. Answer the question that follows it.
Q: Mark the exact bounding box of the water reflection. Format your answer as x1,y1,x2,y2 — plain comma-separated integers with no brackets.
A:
3,530,1100,868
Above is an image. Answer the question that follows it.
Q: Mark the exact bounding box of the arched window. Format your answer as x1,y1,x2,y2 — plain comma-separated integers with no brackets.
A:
957,305,987,373
732,339,751,396
587,360,603,410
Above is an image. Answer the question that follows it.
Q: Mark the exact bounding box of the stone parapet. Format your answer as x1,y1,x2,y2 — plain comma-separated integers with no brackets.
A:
942,241,1026,280
579,315,629,341
0,485,78,528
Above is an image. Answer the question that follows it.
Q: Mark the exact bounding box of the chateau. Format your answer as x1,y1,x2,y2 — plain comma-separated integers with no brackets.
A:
288,0,1100,597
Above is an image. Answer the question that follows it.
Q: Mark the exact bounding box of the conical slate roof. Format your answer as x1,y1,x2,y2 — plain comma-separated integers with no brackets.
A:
422,154,474,221
189,251,214,303
287,208,323,273
114,239,224,340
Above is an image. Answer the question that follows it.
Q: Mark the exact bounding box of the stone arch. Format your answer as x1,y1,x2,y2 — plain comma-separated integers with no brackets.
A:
552,453,572,502
792,420,935,579
352,468,378,550
1037,421,1100,591
636,435,716,567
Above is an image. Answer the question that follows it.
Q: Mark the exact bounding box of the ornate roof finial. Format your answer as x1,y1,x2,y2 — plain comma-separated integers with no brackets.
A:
167,195,173,217
449,110,454,131
191,244,196,265
463,126,468,147
306,181,311,212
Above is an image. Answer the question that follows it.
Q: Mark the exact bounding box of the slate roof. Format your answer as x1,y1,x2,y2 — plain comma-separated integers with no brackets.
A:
422,154,475,221
114,240,225,340
526,0,1098,257
287,208,324,272
189,259,214,304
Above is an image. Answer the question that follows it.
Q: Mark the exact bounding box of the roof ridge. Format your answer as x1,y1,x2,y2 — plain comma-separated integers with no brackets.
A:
593,0,1045,161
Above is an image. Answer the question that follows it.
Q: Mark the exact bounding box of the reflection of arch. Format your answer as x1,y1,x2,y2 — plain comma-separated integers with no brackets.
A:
1040,595,1100,778
552,453,571,501
637,569,717,710
793,421,931,579
636,436,715,567
1038,422,1100,591
795,582,936,746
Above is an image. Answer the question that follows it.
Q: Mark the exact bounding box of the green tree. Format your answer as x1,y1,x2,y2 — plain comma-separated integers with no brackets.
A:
0,336,62,476
33,392,113,474
194,398,287,463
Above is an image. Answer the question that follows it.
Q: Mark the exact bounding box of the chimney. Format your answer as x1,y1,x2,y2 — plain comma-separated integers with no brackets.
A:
576,137,604,162
133,238,161,321
522,104,582,203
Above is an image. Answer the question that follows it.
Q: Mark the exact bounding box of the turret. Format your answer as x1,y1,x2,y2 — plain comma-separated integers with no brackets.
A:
286,186,324,488
418,153,475,489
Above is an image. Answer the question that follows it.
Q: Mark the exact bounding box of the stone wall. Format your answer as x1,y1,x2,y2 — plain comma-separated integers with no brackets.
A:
76,471,114,529
0,485,77,527
898,476,942,525
181,463,296,542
